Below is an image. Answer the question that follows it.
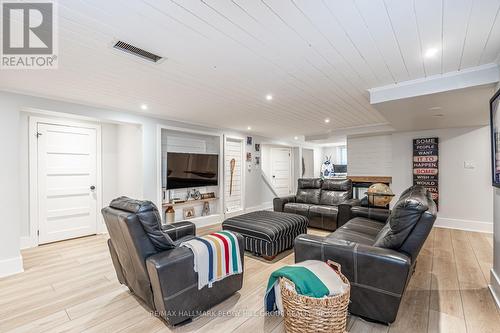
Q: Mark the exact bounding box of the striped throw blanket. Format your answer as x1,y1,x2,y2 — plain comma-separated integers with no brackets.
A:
265,260,349,313
180,231,242,289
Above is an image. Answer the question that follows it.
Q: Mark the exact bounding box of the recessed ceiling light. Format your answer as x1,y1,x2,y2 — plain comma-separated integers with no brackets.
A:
247,126,252,130
265,94,273,101
140,104,148,110
324,118,330,124
424,48,438,58
294,136,299,140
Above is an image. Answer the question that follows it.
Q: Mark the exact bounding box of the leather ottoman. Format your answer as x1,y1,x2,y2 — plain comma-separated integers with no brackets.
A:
222,210,308,260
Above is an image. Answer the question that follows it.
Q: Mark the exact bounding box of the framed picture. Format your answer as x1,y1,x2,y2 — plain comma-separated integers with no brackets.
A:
255,156,260,165
246,136,252,145
183,207,195,219
246,152,252,162
202,201,210,216
201,192,215,199
413,138,439,208
255,143,260,152
490,88,500,187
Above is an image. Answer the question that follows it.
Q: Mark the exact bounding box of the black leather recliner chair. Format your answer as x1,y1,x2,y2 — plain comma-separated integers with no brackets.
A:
273,178,357,231
102,197,244,326
294,185,437,324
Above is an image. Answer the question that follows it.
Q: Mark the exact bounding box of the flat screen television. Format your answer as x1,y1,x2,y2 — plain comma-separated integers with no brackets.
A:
490,88,500,187
166,152,219,190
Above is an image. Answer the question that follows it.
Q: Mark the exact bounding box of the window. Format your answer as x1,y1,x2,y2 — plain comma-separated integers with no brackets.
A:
338,146,347,165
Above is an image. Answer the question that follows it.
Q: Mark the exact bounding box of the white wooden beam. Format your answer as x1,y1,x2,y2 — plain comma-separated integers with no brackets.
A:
369,63,500,104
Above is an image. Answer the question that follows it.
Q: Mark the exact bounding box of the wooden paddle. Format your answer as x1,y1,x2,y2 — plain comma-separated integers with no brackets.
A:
229,158,236,195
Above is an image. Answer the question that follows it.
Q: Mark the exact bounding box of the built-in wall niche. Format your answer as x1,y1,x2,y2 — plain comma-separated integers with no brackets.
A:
160,128,222,226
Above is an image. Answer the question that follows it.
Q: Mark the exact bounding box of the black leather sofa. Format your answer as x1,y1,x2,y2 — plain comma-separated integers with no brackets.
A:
102,197,244,326
294,185,437,324
273,178,357,231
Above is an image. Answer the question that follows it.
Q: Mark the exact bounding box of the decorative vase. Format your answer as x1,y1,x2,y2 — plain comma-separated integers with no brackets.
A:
165,206,175,224
321,155,335,178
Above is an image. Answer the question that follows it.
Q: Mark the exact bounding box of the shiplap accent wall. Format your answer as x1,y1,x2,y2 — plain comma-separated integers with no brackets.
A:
224,138,243,213
166,136,206,153
347,134,392,176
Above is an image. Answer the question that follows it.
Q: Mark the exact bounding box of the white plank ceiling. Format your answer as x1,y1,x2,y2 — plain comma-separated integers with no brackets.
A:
1,0,500,138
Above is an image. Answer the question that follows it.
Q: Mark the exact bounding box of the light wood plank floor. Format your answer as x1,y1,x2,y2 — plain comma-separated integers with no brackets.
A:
1,227,499,333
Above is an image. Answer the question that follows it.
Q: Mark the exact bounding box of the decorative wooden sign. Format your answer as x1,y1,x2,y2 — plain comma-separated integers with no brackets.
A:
413,137,439,208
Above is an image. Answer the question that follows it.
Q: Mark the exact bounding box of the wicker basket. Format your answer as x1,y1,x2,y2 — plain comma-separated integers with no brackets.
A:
279,260,350,333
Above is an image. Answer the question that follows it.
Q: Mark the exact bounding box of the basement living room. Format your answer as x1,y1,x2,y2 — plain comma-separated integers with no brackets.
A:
1,1,500,332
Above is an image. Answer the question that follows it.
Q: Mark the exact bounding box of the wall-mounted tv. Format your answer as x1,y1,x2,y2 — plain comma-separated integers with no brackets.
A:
490,88,500,187
167,152,219,190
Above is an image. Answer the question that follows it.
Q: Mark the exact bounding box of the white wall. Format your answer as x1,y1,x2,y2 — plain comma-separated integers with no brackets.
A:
260,144,273,182
392,126,493,232
243,137,278,209
116,124,143,198
0,103,22,277
313,147,323,178
101,123,119,214
322,146,337,164
102,122,143,203
347,134,392,176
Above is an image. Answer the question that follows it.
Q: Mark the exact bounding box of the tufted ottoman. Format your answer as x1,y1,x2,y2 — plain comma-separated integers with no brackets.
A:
222,210,308,260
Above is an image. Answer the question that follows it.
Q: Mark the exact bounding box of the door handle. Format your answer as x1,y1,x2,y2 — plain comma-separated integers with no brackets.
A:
272,175,276,178
90,185,96,190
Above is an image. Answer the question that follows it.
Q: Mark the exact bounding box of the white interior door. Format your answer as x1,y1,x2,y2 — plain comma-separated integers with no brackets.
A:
37,123,98,244
271,148,292,196
224,137,244,214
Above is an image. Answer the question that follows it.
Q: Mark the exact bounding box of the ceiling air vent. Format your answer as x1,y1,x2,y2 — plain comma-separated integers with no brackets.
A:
113,41,162,63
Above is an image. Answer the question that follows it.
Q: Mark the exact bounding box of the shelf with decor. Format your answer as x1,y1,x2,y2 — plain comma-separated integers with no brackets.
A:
159,126,224,228
162,197,219,208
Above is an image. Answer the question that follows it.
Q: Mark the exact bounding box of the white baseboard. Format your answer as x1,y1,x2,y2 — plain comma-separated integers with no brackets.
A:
223,202,274,220
0,255,24,278
224,209,245,219
98,221,108,234
490,269,500,310
244,205,262,213
261,201,273,211
245,201,273,213
434,217,493,233
187,214,223,228
20,236,37,249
